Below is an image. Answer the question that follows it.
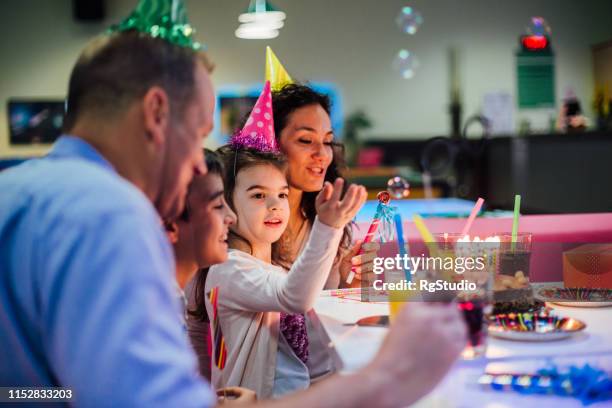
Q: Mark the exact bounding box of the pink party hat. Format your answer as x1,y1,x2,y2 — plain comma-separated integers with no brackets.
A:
230,81,278,152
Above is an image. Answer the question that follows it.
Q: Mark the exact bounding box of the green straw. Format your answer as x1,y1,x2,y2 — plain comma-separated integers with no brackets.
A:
511,194,521,251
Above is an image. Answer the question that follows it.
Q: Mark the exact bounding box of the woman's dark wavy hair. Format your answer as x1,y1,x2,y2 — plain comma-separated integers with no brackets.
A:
271,83,352,267
188,149,226,322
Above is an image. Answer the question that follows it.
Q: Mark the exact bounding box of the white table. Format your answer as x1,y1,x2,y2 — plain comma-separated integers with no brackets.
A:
314,291,612,408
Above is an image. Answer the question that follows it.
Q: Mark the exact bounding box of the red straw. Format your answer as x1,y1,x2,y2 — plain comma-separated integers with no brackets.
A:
460,197,484,238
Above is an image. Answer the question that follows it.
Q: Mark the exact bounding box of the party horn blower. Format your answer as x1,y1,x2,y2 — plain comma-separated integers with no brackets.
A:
511,194,521,251
460,197,484,238
346,191,391,284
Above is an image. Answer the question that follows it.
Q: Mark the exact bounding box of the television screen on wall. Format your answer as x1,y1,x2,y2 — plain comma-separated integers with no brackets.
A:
8,99,65,145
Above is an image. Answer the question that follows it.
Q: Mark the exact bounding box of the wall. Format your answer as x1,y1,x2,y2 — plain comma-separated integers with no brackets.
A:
1,0,611,157
593,41,612,89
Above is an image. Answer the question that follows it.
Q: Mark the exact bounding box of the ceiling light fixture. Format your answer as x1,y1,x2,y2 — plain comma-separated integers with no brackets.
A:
236,0,286,40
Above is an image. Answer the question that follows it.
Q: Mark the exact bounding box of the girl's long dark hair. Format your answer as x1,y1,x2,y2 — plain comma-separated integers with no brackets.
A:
189,149,226,322
271,83,352,268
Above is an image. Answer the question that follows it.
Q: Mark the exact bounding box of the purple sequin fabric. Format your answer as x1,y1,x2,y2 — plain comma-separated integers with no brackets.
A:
280,312,309,364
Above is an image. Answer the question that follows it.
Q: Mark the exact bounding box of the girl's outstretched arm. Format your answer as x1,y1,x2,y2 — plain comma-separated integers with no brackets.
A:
210,217,343,314
210,179,366,313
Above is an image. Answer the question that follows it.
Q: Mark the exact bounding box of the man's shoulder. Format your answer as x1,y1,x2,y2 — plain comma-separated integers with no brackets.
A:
0,156,156,225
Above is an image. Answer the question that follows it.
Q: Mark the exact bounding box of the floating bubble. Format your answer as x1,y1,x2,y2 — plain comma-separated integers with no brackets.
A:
392,49,419,79
526,17,551,36
396,6,423,35
387,176,410,199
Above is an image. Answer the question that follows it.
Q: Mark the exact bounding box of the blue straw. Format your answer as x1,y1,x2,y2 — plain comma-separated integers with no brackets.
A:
394,212,411,282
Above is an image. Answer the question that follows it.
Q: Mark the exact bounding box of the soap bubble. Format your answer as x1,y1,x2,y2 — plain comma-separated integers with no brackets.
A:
527,17,551,36
396,6,423,35
392,49,418,79
387,176,410,199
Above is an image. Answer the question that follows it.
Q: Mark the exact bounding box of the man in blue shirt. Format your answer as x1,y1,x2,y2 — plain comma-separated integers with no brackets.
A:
0,28,216,406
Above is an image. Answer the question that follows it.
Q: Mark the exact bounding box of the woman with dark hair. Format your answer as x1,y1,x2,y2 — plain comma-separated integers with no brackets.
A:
272,84,377,289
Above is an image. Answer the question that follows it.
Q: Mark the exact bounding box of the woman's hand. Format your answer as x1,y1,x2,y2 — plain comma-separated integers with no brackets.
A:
315,178,367,229
339,240,380,288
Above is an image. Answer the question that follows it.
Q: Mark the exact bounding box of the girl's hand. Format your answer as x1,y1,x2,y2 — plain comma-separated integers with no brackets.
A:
339,240,380,288
216,386,257,405
315,178,367,229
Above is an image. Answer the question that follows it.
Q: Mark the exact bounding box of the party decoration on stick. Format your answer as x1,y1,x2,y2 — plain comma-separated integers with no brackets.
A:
346,191,394,284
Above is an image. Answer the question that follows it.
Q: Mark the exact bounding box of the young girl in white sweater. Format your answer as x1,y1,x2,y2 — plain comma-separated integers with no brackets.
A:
204,146,366,398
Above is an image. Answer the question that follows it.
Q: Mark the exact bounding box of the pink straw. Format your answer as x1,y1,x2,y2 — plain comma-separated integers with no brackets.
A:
460,197,484,238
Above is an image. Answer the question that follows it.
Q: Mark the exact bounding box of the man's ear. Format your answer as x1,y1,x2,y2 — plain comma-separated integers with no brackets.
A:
164,221,179,245
142,86,170,147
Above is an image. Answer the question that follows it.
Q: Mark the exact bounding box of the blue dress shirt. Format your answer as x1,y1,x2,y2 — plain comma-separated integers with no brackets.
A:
0,136,214,407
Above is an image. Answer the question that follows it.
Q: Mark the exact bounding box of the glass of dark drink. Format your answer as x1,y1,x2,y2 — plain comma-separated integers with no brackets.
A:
458,297,491,358
434,233,498,359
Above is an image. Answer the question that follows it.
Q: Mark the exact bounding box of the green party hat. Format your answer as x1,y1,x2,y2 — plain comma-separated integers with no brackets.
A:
108,0,204,50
